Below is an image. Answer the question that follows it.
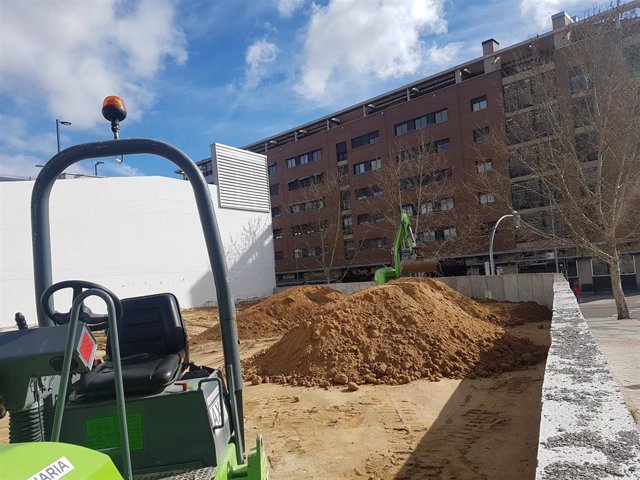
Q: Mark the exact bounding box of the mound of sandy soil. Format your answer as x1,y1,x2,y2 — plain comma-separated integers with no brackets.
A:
193,285,343,343
245,278,548,387
474,298,552,326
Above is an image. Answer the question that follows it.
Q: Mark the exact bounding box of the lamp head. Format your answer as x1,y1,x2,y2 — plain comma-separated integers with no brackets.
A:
102,96,127,139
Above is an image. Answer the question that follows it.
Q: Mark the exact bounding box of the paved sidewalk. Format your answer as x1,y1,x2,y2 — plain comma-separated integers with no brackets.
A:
579,291,640,424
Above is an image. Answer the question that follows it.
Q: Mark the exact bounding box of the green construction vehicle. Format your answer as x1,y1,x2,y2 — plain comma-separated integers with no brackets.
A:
0,96,269,479
374,212,439,285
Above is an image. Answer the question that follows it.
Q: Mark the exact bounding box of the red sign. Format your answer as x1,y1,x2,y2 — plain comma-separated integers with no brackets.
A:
78,330,95,365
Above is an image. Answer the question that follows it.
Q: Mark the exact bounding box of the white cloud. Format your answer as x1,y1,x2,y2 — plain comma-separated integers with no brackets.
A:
295,0,449,101
277,0,305,17
0,115,57,157
519,0,592,30
244,39,279,89
0,0,186,129
426,42,464,66
102,162,144,177
0,152,47,179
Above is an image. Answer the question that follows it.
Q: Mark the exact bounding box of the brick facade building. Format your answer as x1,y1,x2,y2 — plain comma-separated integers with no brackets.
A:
197,6,640,290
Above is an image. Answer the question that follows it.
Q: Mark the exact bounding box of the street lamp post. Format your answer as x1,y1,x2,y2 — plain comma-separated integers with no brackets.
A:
94,161,105,177
55,119,72,153
489,212,520,276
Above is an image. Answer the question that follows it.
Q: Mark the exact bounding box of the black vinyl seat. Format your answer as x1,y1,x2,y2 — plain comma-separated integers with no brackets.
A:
72,293,188,400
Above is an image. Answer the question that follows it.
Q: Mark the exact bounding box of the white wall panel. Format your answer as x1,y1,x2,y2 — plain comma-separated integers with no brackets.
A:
0,176,275,329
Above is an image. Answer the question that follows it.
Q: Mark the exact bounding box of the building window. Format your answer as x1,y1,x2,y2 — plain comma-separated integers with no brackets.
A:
395,108,448,136
290,198,325,214
268,163,277,175
271,206,281,218
471,96,488,112
344,240,355,260
351,131,380,149
476,159,493,173
356,213,384,225
340,190,351,210
402,204,415,216
291,221,327,236
198,161,213,177
439,197,454,211
473,127,490,144
273,228,283,239
360,237,387,250
591,258,609,276
503,77,536,112
420,230,436,242
400,168,452,190
479,192,495,205
443,227,457,240
620,255,636,274
568,67,588,93
342,215,353,234
288,173,323,191
419,201,433,215
274,250,283,261
397,138,450,162
294,246,326,258
355,185,383,200
269,184,279,195
575,133,598,162
336,142,347,162
592,256,636,275
353,158,381,175
572,95,594,128
435,138,450,153
286,149,322,169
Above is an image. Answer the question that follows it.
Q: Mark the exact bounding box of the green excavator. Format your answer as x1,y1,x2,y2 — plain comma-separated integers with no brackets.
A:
0,96,269,479
374,212,439,285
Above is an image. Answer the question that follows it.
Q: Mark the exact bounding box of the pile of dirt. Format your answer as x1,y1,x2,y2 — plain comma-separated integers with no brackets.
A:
193,285,343,343
245,278,548,387
474,298,552,326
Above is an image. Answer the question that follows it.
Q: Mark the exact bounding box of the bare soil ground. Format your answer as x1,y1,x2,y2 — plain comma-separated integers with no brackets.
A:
188,312,550,480
0,283,551,480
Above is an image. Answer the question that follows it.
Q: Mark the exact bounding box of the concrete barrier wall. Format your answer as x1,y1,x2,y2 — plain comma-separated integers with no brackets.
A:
535,276,640,479
276,274,556,307
438,273,555,309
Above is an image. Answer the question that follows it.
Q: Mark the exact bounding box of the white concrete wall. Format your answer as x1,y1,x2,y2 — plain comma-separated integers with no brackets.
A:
0,177,275,328
438,273,555,308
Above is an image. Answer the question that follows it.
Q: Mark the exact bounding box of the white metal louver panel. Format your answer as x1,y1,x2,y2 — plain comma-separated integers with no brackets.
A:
212,143,270,212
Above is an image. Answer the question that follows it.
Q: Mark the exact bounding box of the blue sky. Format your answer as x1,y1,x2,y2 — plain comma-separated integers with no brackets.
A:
0,0,600,179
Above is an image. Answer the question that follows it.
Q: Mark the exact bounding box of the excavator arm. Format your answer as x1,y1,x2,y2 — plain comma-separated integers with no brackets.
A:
374,213,438,285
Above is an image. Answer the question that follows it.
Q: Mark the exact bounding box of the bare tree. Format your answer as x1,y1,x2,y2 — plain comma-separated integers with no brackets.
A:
471,3,640,318
283,169,365,283
375,131,484,261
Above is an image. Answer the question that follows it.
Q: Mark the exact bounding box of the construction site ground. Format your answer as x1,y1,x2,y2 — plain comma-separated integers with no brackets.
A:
189,318,549,480
0,281,551,479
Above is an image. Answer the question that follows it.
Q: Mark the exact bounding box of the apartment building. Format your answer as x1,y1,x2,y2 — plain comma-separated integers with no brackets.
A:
198,6,640,290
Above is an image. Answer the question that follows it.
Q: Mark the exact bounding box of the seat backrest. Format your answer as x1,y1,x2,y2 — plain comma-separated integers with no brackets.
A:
106,293,187,360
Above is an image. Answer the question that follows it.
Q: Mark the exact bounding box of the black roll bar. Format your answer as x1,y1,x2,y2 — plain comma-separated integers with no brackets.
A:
30,138,245,456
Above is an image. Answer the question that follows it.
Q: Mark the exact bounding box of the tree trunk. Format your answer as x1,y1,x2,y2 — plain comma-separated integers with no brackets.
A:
607,248,630,319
